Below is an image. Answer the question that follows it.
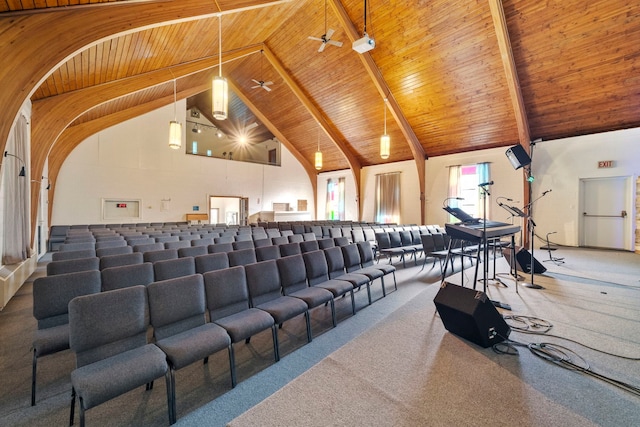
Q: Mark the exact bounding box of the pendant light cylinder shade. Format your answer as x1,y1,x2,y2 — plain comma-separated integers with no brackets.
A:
169,120,182,149
380,134,390,159
212,76,228,120
315,151,323,170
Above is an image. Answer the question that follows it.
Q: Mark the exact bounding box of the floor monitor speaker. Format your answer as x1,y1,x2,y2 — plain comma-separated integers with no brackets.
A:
433,282,510,348
503,247,547,274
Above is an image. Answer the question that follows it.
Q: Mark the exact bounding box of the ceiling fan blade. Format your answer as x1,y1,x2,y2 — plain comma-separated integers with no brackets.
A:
251,79,260,84
251,85,261,89
263,85,272,92
308,36,323,42
318,43,326,53
326,28,335,39
263,81,273,86
327,40,343,47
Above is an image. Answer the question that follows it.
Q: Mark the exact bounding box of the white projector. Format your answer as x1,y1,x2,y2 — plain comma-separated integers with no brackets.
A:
352,34,376,54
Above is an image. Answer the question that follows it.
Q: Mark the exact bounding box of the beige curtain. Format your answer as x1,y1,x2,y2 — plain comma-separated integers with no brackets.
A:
374,172,401,224
3,114,31,264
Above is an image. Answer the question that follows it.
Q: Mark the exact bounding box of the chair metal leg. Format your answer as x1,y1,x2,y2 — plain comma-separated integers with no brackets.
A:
31,349,37,406
380,276,386,297
69,387,76,426
304,311,312,343
271,325,280,362
79,397,85,427
228,344,237,388
167,368,176,424
365,283,372,305
329,299,337,327
349,290,356,315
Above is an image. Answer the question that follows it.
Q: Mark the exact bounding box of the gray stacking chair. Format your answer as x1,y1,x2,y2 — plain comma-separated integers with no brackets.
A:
153,256,196,281
300,240,320,253
101,262,154,292
31,270,101,406
192,237,215,247
94,239,126,250
227,248,257,267
48,225,70,251
357,241,397,290
277,254,336,328
214,235,235,244
143,248,179,264
375,232,406,266
333,236,350,247
302,232,317,242
99,251,143,270
341,243,386,298
324,246,372,305
302,250,356,316
147,275,233,423
287,234,304,243
244,260,312,343
252,238,272,248
271,236,289,246
164,240,191,250
68,286,171,426
232,240,254,251
234,233,253,242
279,242,301,257
203,267,278,387
420,234,450,273
208,242,234,254
51,249,96,261
194,253,230,274
178,245,207,258
59,242,95,252
280,230,293,237
95,245,133,258
255,245,280,262
317,238,335,249
133,242,165,253
47,257,99,276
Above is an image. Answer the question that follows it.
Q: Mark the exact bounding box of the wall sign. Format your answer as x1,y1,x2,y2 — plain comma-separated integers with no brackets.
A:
598,160,614,168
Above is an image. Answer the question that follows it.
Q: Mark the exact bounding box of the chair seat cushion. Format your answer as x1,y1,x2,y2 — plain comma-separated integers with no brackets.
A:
70,344,168,410
353,267,384,280
334,273,370,288
289,287,333,307
155,323,230,370
255,296,308,324
374,264,396,274
33,324,69,356
314,279,354,297
213,308,274,343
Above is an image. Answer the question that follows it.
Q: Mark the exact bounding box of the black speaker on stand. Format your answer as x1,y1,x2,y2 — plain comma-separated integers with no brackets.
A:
434,282,511,348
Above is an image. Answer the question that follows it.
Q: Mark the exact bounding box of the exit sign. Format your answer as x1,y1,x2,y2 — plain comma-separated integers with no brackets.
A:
598,160,614,168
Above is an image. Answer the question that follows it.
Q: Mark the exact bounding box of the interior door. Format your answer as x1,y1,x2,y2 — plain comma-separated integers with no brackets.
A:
580,176,631,250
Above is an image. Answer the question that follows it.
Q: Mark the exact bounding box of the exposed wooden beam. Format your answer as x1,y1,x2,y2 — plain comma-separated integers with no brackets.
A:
261,44,363,220
228,79,319,211
329,0,426,224
489,0,532,243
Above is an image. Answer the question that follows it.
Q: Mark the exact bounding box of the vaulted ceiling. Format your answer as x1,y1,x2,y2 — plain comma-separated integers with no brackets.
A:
1,0,639,227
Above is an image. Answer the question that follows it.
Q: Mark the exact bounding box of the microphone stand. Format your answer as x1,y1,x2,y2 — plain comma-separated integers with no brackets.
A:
521,189,551,289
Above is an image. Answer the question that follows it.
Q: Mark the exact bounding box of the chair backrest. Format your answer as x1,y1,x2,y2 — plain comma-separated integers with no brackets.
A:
341,244,363,273
69,285,149,368
255,245,281,262
47,257,100,276
164,240,191,250
33,270,102,330
432,233,446,250
99,252,143,270
96,245,133,257
388,231,403,248
420,234,436,252
232,240,255,251
178,245,208,258
302,250,330,286
52,249,96,261
234,233,253,242
251,232,268,241
191,237,214,248
411,230,422,245
301,232,317,242
244,260,282,307
203,266,251,321
153,256,196,281
280,230,293,237
59,242,95,252
279,242,301,257
317,238,335,250
351,229,366,243
94,239,127,250
309,226,323,238
133,242,165,253
214,235,235,244
143,249,179,263
101,262,154,292
363,228,377,243
266,229,281,238
288,234,304,243
356,241,376,267
154,235,180,244
252,238,272,248
277,254,308,295
126,237,155,246
227,248,257,267
324,246,346,279
208,242,234,254
333,237,350,247
300,240,320,253
194,253,230,274
329,228,343,238
291,224,305,235
147,274,206,340
271,236,289,246
399,230,413,246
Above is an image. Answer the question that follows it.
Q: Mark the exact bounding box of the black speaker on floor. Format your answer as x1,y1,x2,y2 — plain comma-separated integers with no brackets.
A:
433,282,510,348
503,247,547,274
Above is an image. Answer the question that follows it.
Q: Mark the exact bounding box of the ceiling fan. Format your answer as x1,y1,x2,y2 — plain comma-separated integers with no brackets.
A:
308,0,343,52
251,50,273,92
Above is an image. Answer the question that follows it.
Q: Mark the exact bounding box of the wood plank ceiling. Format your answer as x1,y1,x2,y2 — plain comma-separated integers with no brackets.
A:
2,0,640,194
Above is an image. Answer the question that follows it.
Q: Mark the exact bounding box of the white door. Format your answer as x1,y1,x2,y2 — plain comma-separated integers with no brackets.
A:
579,176,631,250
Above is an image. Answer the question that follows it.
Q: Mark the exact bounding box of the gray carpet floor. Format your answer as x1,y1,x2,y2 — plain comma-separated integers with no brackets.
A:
1,247,639,426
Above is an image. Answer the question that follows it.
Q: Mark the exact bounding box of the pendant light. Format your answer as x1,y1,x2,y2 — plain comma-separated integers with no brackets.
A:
315,129,323,170
380,98,390,159
169,79,182,149
212,14,228,120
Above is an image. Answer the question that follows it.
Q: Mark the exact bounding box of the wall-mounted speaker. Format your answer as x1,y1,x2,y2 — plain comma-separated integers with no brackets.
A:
505,144,532,170
433,282,510,348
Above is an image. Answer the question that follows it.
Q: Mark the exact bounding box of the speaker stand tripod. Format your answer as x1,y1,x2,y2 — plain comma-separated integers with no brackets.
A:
541,231,564,264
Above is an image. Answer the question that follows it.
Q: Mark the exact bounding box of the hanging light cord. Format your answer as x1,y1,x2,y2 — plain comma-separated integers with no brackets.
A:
218,14,223,77
383,98,387,134
173,79,177,120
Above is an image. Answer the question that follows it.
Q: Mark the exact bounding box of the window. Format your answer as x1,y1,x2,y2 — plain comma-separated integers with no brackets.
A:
374,172,401,224
326,178,345,220
447,163,490,221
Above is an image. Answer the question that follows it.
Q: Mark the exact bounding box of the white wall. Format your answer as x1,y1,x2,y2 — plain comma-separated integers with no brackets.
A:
531,128,640,248
51,101,314,225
